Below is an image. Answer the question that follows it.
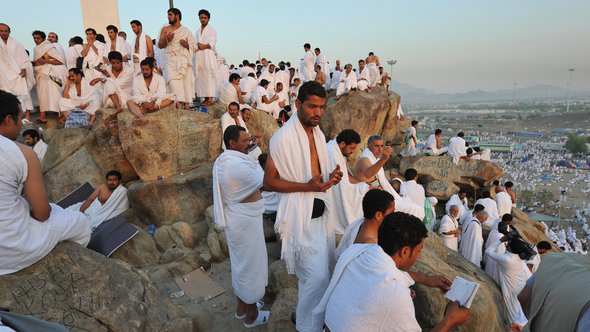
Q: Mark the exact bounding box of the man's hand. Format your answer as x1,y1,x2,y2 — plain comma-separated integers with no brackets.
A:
444,301,470,327
179,38,189,49
509,323,523,332
89,78,102,86
381,146,393,160
79,103,89,110
454,229,461,237
307,174,332,192
424,275,452,294
20,68,26,77
329,165,343,186
253,133,262,139
166,31,175,41
36,57,46,65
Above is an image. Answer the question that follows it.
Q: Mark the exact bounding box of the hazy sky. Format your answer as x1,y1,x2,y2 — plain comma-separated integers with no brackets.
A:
5,0,590,93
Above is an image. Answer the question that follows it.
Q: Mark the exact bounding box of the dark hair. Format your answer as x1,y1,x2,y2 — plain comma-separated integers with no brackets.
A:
32,30,46,39
411,120,418,126
297,81,326,103
96,34,105,43
537,241,552,250
336,129,361,145
276,82,283,89
435,129,442,135
68,67,84,77
22,129,40,139
130,20,142,27
242,59,249,65
85,28,97,35
118,31,126,37
315,47,320,52
473,204,485,212
363,189,394,219
258,153,268,169
378,212,428,256
466,147,473,154
106,24,118,33
303,43,310,49
404,168,418,181
459,189,467,195
482,190,490,198
72,36,83,45
168,7,182,20
498,221,509,234
260,79,269,87
501,214,513,222
229,73,240,82
140,58,154,68
358,59,365,64
106,170,122,180
457,132,464,137
0,90,21,124
223,125,246,148
492,180,500,186
198,9,210,18
49,32,58,39
228,102,239,109
504,181,513,188
508,238,527,256
108,51,122,62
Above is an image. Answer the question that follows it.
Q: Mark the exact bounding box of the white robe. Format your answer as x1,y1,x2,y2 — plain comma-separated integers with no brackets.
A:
0,37,35,111
426,134,448,155
252,86,280,118
102,65,133,108
275,70,291,95
194,25,217,98
358,148,397,198
327,140,369,234
162,25,197,103
496,191,513,217
448,136,467,164
59,78,101,115
400,126,417,157
104,36,130,63
239,65,255,78
129,73,173,106
65,44,83,71
131,31,149,75
460,210,474,233
336,71,357,96
218,81,239,106
330,70,342,90
269,114,334,332
0,135,91,275
485,239,528,326
220,112,247,149
446,193,468,217
335,217,364,260
459,218,483,266
439,214,460,251
239,76,257,105
475,197,499,227
257,70,276,93
212,150,267,304
33,40,68,113
356,67,371,91
315,53,330,87
401,180,425,208
262,191,279,214
82,40,105,82
300,50,316,82
68,185,130,231
32,140,48,161
484,222,506,284
313,244,420,332
367,62,380,86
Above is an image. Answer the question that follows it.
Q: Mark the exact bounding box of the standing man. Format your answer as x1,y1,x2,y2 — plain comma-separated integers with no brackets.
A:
300,43,315,83
0,23,35,121
130,20,154,76
104,25,130,66
213,125,269,328
48,32,66,62
195,9,217,107
459,210,487,266
158,8,198,110
439,205,461,251
263,81,343,332
32,30,67,125
401,168,425,208
80,28,105,84
314,48,329,88
365,52,381,86
400,120,419,157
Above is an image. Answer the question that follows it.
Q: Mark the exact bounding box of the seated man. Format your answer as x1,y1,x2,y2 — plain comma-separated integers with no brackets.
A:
470,146,491,161
239,73,257,105
221,102,262,159
448,132,467,164
426,129,448,156
355,59,371,93
251,79,280,119
90,51,133,113
22,129,47,161
400,120,419,157
59,68,102,127
378,66,391,91
314,65,325,86
289,78,301,112
68,170,129,231
336,64,357,97
219,73,246,107
257,64,276,93
127,59,174,125
0,90,90,275
315,212,469,332
401,168,425,207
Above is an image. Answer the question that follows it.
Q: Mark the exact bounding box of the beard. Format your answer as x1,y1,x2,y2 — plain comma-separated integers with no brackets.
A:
168,18,177,25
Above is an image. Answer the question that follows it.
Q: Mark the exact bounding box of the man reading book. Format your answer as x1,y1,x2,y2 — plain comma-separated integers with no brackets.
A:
313,212,470,332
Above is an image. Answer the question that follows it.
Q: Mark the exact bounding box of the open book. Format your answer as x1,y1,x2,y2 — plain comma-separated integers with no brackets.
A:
445,276,480,308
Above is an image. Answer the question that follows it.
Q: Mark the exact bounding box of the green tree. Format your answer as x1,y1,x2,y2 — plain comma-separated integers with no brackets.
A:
565,134,588,154
535,189,555,213
519,189,535,207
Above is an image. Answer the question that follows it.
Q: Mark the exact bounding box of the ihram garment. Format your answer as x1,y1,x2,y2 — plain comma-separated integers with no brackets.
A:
161,25,197,103
33,40,68,113
194,24,217,98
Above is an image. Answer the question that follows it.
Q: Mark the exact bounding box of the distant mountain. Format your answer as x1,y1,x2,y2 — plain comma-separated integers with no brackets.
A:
394,82,590,104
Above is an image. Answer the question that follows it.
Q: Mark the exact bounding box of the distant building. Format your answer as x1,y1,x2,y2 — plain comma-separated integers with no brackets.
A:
540,143,567,152
551,128,574,135
478,141,515,152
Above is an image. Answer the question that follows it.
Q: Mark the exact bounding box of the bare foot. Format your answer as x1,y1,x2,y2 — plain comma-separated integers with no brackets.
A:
89,115,96,126
136,117,149,126
115,107,124,114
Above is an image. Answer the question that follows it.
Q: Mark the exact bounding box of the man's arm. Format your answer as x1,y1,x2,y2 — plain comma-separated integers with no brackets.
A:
430,302,470,332
18,144,51,221
157,27,171,49
145,35,154,57
79,185,103,213
355,147,392,181
263,155,337,193
409,272,452,294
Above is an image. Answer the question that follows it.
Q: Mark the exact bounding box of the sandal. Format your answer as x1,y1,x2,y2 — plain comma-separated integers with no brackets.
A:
235,301,264,319
34,119,48,125
244,310,269,328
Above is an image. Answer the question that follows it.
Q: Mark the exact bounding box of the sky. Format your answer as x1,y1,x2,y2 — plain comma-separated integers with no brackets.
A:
4,0,590,93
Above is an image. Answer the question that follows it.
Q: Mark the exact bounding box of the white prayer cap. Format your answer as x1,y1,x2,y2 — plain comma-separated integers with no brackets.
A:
428,197,438,206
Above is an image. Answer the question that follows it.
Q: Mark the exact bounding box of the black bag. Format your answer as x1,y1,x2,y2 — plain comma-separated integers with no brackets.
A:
311,198,326,219
75,56,84,70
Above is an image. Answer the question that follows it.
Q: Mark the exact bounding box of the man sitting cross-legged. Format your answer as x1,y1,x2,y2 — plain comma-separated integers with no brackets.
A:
59,67,102,127
314,211,470,332
90,51,133,113
127,58,174,125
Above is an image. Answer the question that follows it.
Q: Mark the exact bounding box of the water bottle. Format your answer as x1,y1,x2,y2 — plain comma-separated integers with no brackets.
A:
148,224,156,235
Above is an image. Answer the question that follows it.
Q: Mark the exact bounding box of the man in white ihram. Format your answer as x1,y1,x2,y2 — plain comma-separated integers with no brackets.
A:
495,185,513,217
300,43,315,82
439,205,461,251
129,20,154,76
326,129,370,234
401,168,425,208
158,8,197,110
220,102,262,160
213,125,269,328
459,210,487,266
448,132,467,164
336,64,357,97
475,190,499,227
194,9,217,107
104,25,130,66
426,129,448,156
446,189,468,218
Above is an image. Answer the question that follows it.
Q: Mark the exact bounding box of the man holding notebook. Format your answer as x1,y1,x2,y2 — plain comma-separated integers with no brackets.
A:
313,212,470,332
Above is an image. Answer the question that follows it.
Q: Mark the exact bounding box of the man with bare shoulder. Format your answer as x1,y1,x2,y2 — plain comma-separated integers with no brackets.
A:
365,51,381,86
0,90,90,275
314,65,326,86
77,170,129,230
263,81,343,331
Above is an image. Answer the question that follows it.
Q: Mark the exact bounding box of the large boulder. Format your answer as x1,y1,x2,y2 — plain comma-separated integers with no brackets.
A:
0,242,192,332
42,128,90,172
117,107,222,181
127,164,214,227
400,156,504,200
